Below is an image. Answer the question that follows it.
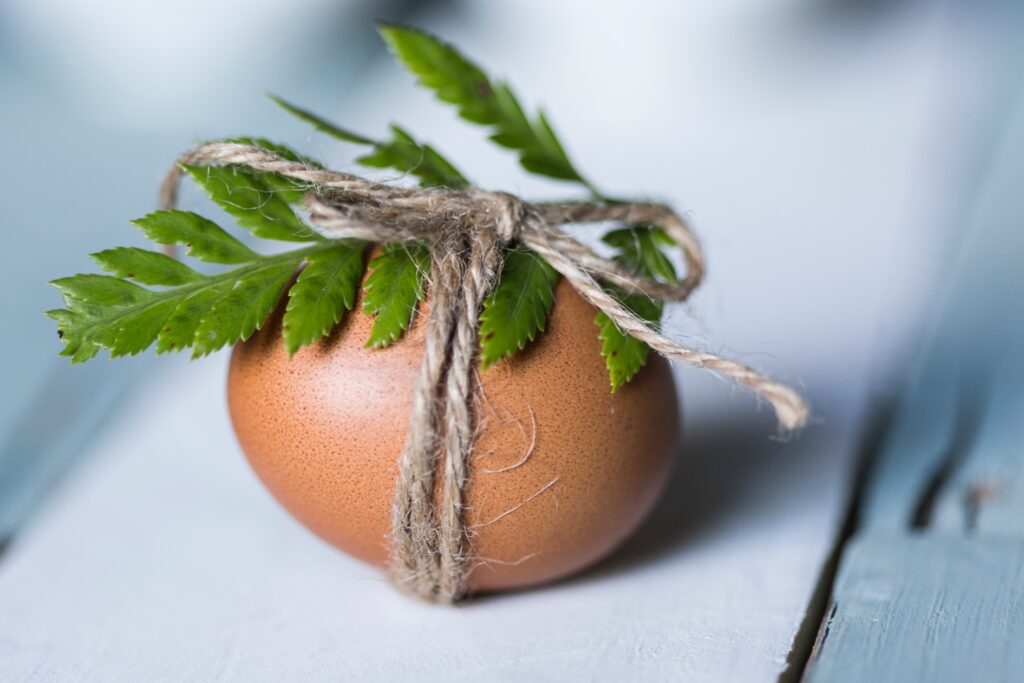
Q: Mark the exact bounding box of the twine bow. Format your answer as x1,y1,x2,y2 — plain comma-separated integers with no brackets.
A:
162,142,808,602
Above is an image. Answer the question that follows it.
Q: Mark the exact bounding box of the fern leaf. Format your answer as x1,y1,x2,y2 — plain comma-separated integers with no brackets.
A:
478,249,559,367
282,241,367,355
378,24,595,191
362,243,430,349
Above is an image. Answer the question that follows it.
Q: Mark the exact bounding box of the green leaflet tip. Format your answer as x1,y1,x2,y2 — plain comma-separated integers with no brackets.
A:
479,350,511,370
374,20,411,37
269,92,375,146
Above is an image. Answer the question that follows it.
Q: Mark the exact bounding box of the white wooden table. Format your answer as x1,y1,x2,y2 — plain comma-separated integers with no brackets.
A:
0,355,851,682
0,1,1013,680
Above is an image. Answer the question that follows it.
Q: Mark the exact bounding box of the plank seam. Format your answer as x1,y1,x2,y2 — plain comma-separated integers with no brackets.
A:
909,374,990,530
777,392,899,683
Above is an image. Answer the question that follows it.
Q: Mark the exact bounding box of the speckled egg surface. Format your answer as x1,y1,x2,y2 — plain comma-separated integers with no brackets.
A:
228,276,681,592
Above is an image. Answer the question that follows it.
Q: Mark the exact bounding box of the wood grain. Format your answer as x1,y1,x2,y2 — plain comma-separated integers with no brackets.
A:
807,535,1024,683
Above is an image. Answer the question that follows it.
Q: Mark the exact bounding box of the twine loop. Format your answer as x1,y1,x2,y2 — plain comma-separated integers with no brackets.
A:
161,142,808,602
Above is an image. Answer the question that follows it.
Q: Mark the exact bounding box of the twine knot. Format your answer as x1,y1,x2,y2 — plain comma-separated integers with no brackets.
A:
161,142,809,603
479,190,529,243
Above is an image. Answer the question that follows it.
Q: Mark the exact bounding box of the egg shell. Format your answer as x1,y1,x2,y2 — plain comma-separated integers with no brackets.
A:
228,273,681,592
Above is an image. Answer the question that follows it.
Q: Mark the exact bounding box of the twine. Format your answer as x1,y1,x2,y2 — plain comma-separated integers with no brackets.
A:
161,142,809,603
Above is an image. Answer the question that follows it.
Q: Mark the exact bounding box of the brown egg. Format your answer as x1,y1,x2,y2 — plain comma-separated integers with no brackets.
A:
228,272,681,593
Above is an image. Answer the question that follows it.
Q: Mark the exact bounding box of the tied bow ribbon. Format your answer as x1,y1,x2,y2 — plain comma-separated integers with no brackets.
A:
162,142,808,602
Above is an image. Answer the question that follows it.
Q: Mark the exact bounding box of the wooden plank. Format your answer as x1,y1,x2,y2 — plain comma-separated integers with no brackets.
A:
0,361,139,540
857,82,1024,533
806,534,1024,683
803,71,1024,681
856,349,962,531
